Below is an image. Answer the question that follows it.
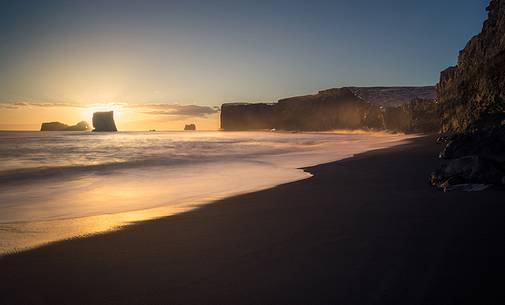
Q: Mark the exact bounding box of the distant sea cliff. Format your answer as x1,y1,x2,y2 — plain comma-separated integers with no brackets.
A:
220,86,438,133
40,121,90,131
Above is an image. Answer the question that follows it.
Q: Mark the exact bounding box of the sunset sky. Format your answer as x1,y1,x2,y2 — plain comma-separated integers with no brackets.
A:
0,0,487,130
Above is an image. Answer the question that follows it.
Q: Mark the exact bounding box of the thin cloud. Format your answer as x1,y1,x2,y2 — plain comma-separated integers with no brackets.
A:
29,102,87,108
0,101,220,119
0,104,18,109
0,102,86,108
131,104,220,118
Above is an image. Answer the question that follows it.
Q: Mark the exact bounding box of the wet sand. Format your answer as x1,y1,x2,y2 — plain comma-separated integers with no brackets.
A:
0,135,504,305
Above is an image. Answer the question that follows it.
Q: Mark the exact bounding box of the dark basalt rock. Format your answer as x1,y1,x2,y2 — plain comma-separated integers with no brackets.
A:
439,123,505,160
92,111,117,132
40,121,90,131
430,153,505,192
184,124,196,130
432,1,505,191
431,125,505,190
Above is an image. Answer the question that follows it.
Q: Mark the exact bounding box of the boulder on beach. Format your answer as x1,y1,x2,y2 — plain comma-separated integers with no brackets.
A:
431,125,505,191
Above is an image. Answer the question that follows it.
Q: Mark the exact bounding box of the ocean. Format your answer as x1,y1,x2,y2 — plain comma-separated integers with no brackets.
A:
0,131,412,254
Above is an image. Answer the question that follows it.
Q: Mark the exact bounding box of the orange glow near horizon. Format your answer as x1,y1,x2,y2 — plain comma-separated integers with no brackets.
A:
82,104,125,122
0,105,220,131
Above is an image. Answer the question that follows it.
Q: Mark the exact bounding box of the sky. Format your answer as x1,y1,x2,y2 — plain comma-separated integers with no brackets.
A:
0,0,489,130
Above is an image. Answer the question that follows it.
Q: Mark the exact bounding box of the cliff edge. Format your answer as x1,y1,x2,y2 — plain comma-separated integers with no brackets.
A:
437,0,505,132
220,87,438,133
432,0,505,191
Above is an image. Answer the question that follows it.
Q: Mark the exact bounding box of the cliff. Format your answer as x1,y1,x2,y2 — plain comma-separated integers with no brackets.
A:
384,99,440,133
221,103,276,130
221,88,373,131
221,87,438,132
40,121,90,131
274,88,372,131
437,0,505,132
92,111,118,132
348,86,436,107
431,0,505,190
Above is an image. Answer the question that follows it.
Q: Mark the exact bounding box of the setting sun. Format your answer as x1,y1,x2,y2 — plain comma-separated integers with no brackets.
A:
83,104,124,122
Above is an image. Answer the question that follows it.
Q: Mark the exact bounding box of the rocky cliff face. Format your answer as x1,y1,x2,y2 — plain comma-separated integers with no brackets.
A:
437,0,505,132
348,86,436,107
221,87,438,132
384,99,440,133
92,111,118,132
274,88,371,131
221,103,276,130
40,121,90,131
432,0,505,190
221,88,377,131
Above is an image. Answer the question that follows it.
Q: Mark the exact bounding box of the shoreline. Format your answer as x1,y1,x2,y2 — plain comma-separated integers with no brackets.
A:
0,131,412,255
1,135,504,304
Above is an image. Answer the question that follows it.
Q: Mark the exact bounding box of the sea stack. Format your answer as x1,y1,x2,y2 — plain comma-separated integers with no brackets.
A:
92,111,118,132
184,124,196,131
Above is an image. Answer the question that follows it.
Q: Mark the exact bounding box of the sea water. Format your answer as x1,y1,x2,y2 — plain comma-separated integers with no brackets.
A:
0,131,413,254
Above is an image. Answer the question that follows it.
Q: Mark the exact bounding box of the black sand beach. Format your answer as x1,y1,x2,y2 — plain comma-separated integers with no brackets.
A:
1,135,503,305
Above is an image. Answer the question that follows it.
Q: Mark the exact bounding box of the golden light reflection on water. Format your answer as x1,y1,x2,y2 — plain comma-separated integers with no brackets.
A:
0,161,312,255
0,195,221,256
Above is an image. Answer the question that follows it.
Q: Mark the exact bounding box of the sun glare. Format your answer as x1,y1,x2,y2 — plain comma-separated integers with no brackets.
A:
83,104,123,122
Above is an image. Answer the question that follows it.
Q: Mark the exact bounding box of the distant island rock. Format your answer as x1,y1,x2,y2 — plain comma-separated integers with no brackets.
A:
40,121,90,131
184,124,196,130
431,0,505,191
220,86,438,133
92,111,117,132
